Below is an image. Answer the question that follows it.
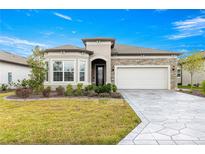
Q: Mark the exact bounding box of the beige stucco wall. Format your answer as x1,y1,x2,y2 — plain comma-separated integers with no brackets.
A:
44,51,90,90
85,41,112,83
111,57,178,90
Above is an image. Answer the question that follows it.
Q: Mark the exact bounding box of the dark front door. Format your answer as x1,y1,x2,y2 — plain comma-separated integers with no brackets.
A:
96,65,105,85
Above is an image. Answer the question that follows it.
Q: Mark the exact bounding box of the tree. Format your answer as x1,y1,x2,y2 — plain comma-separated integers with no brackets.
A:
180,52,204,89
27,46,46,93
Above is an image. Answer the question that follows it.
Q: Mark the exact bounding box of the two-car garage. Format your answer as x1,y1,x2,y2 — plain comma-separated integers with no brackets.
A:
115,65,170,90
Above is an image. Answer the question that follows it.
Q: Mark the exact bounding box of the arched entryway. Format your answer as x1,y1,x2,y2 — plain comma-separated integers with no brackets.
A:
91,59,106,85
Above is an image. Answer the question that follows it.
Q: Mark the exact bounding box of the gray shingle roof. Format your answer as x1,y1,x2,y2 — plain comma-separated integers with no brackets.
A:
45,45,93,55
112,44,181,56
49,45,83,50
0,51,28,66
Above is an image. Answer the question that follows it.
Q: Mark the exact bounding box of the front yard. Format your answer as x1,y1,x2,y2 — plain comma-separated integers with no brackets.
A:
0,92,140,144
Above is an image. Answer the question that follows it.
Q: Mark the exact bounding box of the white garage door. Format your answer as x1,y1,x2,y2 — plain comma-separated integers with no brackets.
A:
116,66,169,89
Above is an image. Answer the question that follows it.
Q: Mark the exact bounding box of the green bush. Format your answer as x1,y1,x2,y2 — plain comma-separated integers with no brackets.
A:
84,84,95,91
42,86,51,97
94,84,116,93
112,84,117,92
202,80,205,93
1,84,8,91
105,83,112,93
94,85,103,93
65,84,73,96
56,86,65,96
76,83,83,96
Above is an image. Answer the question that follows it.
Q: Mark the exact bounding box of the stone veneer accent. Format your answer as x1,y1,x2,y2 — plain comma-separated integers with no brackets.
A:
111,58,178,90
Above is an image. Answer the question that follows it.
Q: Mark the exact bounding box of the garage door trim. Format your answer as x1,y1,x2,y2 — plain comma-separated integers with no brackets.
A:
114,65,171,90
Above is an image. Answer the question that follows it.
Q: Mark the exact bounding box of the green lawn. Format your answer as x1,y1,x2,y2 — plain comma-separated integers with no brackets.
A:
0,92,140,144
178,85,203,90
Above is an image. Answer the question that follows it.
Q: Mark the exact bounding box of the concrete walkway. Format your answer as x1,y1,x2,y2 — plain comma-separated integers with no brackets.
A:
118,90,205,145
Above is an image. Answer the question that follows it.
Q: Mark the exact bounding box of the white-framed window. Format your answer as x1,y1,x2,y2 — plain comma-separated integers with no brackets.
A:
79,60,86,82
8,72,12,84
45,61,49,82
177,69,181,78
53,61,63,81
64,61,74,81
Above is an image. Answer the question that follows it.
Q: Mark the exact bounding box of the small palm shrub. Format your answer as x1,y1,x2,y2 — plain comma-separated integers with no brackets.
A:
56,86,65,96
42,86,51,97
112,84,117,92
76,83,83,96
65,84,73,96
202,80,205,93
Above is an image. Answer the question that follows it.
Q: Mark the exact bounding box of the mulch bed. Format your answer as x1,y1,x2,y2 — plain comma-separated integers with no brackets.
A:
5,91,122,101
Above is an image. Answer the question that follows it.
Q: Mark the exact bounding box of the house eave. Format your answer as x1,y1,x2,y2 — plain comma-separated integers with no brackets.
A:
44,49,94,55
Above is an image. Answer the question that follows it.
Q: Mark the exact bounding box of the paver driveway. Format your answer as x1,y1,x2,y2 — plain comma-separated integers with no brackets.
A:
119,90,205,145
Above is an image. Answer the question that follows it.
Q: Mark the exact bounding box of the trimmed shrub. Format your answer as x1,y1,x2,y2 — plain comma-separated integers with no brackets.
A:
15,88,32,98
65,84,73,96
1,84,8,91
110,92,122,98
87,91,98,97
94,84,116,93
56,86,65,96
202,80,205,93
112,84,117,92
42,86,51,97
104,83,112,93
76,83,83,96
99,93,110,98
84,84,95,92
187,84,191,87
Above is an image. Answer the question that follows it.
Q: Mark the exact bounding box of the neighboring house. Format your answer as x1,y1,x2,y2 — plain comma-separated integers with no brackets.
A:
44,38,181,90
177,52,205,86
0,51,31,86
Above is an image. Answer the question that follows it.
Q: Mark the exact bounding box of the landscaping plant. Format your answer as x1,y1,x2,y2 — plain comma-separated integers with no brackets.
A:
180,52,204,90
27,46,47,93
202,80,205,93
112,84,117,92
42,86,51,97
0,84,8,91
76,83,83,96
65,84,73,96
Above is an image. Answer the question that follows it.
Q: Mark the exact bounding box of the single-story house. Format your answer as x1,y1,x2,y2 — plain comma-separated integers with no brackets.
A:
44,38,181,90
0,51,31,86
177,51,205,86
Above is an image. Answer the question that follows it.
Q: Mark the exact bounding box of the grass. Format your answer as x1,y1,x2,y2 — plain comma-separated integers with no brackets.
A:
0,92,140,144
178,85,203,90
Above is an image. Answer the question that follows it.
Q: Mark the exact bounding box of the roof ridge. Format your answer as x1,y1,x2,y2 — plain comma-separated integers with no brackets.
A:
0,50,27,59
115,44,174,52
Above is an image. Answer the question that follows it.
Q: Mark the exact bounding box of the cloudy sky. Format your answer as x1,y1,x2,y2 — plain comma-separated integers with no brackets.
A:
0,9,205,57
